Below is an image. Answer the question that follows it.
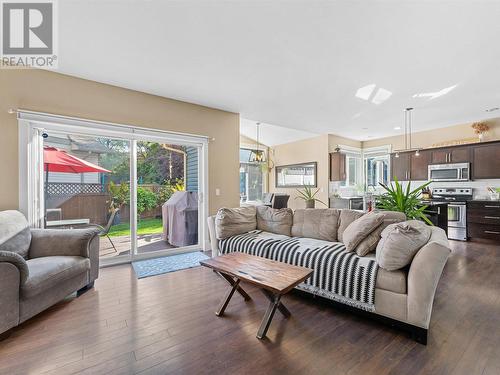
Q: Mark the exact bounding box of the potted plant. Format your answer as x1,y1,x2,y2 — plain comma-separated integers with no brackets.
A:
377,178,433,225
471,121,489,142
295,185,327,209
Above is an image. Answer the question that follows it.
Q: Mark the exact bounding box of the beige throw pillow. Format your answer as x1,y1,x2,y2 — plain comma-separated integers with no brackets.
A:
342,212,385,252
256,206,293,236
337,210,364,242
354,211,406,256
215,206,257,239
291,209,340,241
376,220,432,271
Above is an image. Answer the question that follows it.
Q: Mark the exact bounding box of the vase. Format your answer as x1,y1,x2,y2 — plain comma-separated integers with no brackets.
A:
305,200,315,209
479,133,485,142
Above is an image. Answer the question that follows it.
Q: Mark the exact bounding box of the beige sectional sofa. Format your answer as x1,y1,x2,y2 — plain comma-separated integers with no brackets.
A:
207,206,451,344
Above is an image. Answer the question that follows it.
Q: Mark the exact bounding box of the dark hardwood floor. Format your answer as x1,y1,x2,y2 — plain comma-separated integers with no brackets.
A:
0,241,499,375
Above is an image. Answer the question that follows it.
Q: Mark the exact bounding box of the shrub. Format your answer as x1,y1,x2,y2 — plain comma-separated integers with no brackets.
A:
137,187,158,217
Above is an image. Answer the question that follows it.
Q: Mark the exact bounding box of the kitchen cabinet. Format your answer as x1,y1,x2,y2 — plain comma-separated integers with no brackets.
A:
390,152,410,181
410,150,431,180
329,152,346,181
467,201,500,241
390,150,429,181
430,146,470,164
471,143,500,179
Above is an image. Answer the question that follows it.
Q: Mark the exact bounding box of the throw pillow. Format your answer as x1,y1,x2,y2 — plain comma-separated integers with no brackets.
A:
354,211,406,256
256,206,293,236
376,220,432,271
291,209,340,241
342,212,385,252
215,206,257,239
337,209,364,242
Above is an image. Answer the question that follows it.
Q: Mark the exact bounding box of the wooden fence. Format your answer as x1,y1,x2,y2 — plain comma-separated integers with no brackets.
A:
46,183,163,226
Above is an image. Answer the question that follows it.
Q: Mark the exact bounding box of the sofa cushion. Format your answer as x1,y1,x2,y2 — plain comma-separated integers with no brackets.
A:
215,206,257,239
337,210,364,242
291,209,340,242
342,212,385,252
22,256,90,299
353,211,407,256
256,206,293,236
218,230,289,257
376,267,407,294
0,210,32,259
376,220,432,271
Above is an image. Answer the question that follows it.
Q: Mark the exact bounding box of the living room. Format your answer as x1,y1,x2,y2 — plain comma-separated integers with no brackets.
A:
1,1,499,374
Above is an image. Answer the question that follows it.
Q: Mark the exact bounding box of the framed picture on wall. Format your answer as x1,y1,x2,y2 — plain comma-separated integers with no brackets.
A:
275,162,317,187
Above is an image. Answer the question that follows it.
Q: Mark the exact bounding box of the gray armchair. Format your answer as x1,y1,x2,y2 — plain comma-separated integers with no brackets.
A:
0,210,99,337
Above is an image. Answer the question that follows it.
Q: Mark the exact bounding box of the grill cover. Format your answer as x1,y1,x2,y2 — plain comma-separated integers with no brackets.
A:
162,191,198,247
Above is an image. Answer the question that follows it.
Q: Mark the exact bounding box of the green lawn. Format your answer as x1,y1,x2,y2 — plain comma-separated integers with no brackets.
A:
108,217,163,237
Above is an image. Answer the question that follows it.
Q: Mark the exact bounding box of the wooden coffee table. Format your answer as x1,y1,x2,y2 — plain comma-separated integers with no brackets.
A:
200,252,313,339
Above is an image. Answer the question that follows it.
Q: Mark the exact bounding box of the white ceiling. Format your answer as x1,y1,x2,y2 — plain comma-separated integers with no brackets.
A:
240,118,316,146
57,1,500,141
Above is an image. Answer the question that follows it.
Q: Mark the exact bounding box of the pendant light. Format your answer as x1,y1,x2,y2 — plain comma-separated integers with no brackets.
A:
249,122,266,163
393,108,420,156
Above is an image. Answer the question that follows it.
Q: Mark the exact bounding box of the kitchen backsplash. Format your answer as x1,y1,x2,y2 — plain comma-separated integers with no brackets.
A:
329,180,500,199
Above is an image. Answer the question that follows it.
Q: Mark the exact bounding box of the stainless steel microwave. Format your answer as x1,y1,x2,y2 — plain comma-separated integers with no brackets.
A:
428,163,470,181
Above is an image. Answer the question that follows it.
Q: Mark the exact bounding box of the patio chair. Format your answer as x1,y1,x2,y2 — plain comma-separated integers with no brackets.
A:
89,209,119,252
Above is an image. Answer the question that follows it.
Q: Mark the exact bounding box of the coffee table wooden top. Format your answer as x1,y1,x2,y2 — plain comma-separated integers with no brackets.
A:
200,252,313,294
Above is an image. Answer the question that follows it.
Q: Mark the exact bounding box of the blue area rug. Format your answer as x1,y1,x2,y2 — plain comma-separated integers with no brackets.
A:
132,251,210,279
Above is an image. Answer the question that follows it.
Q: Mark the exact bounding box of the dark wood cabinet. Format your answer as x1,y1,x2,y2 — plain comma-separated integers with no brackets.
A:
390,150,430,181
410,150,431,180
450,146,471,163
329,152,346,181
430,146,470,164
390,152,410,181
471,143,500,179
467,201,500,241
430,149,449,164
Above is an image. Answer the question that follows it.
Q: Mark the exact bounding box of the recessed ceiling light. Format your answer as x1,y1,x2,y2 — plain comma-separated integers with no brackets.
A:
486,107,499,112
394,126,401,130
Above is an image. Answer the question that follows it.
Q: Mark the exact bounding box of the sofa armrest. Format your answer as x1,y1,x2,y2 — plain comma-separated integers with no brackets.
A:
207,216,220,257
0,262,20,334
407,227,450,329
29,228,99,259
0,250,29,285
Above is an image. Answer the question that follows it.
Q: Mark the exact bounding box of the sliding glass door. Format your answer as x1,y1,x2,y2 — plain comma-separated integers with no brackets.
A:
42,131,132,260
134,141,200,256
19,111,207,266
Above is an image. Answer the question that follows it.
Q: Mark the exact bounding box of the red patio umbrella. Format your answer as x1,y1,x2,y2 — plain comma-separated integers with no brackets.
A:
43,146,111,174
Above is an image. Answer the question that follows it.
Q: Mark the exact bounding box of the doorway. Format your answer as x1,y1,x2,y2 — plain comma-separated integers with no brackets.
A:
18,111,208,266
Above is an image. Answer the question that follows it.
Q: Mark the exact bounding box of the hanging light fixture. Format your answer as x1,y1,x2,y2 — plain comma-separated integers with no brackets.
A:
393,107,420,156
249,122,266,163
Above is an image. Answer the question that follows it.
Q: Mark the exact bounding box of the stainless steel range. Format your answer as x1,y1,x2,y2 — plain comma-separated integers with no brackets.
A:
430,187,473,241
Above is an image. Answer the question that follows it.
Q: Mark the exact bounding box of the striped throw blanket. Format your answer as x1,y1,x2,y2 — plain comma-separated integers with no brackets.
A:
219,231,379,311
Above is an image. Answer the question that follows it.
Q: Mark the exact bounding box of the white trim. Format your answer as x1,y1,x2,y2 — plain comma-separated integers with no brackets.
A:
17,109,209,145
100,245,203,268
130,140,138,262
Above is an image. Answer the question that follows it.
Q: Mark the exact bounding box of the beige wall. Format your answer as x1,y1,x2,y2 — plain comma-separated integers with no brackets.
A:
363,117,500,149
328,134,362,151
269,135,329,210
0,69,240,215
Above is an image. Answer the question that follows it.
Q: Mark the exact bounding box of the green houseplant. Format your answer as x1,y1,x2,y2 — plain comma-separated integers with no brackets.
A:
378,178,433,225
295,185,327,209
